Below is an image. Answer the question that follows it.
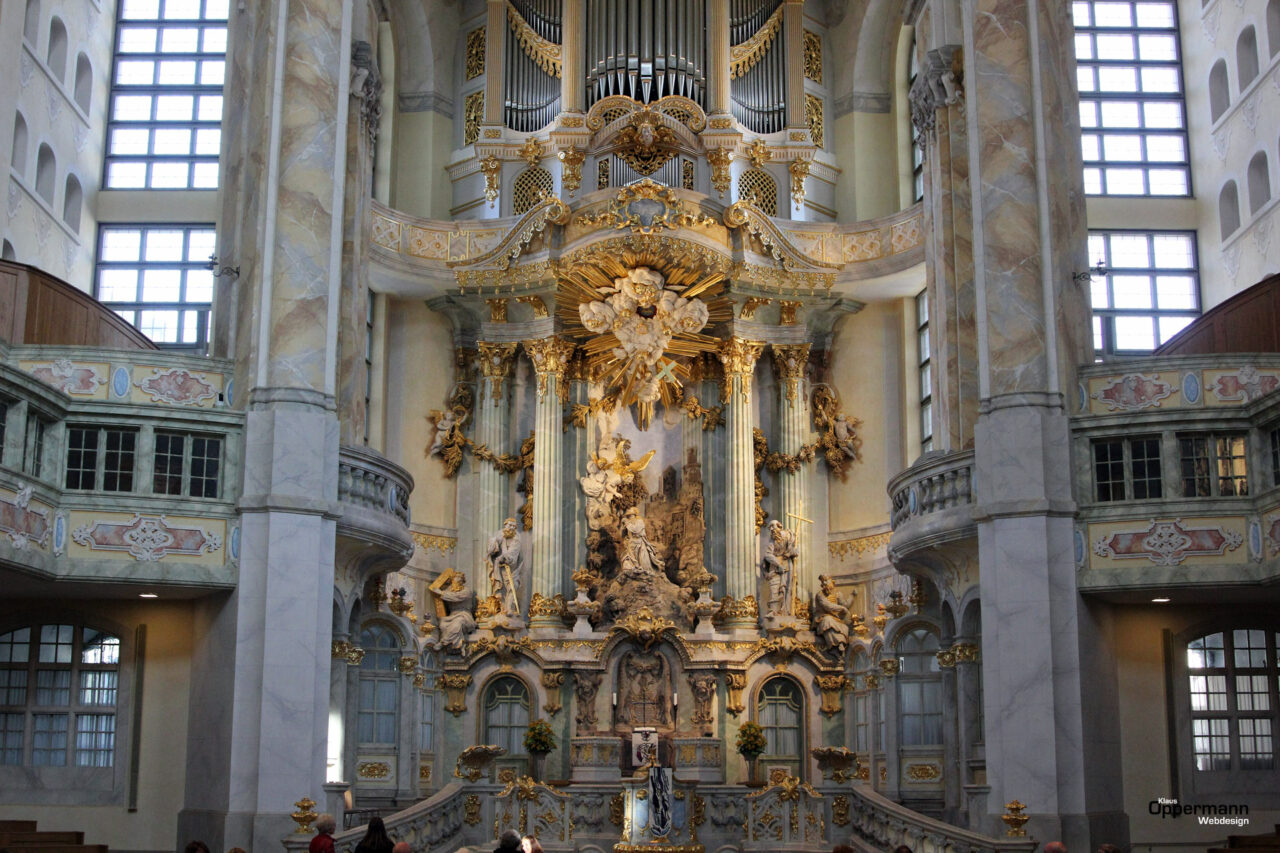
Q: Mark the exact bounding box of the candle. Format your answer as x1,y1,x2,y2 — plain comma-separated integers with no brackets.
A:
673,693,678,707
612,691,617,706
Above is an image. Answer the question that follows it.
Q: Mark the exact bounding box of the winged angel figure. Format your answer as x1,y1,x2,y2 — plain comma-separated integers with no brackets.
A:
579,267,709,404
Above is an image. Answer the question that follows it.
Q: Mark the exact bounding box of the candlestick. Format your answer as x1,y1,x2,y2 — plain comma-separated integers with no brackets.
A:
612,691,617,706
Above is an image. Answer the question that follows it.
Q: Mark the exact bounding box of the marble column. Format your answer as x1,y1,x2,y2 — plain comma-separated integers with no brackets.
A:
483,0,505,125
718,337,764,624
960,0,1119,848
524,337,575,626
783,0,806,131
560,0,585,113
180,1,353,849
474,342,518,595
771,344,812,601
706,0,731,116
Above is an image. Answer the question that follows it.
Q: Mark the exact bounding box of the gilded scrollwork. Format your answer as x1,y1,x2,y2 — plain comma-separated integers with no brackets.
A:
729,5,783,79
506,1,562,77
465,27,486,80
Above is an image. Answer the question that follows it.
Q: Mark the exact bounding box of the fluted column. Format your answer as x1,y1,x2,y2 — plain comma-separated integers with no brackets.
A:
474,342,518,594
561,0,585,113
771,344,812,600
707,0,731,116
718,337,765,623
524,337,575,626
783,0,806,130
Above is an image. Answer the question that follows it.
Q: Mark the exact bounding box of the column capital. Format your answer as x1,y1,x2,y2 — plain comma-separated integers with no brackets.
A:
522,337,577,402
477,341,519,402
718,337,766,376
771,343,811,407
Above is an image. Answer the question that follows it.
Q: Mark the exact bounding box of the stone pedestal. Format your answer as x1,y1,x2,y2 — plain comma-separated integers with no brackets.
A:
672,737,724,783
570,736,623,783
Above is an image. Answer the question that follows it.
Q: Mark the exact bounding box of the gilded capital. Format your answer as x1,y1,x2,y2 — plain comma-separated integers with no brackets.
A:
477,341,519,404
771,343,810,407
523,337,576,402
718,337,765,403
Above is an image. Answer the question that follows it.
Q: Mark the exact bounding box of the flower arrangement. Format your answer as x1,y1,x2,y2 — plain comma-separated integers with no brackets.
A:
524,718,557,754
736,721,767,757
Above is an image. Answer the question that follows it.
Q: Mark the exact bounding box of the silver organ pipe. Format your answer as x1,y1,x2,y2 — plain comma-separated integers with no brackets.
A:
729,0,784,134
504,0,563,132
586,0,706,106
610,153,685,188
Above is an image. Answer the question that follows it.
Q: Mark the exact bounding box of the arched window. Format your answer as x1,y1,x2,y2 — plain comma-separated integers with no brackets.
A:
1209,60,1230,123
1185,629,1278,772
850,648,872,754
62,175,82,232
1269,0,1280,59
0,623,121,767
23,0,40,46
737,168,778,216
1220,181,1242,240
418,651,438,760
511,167,553,215
896,627,942,746
73,54,92,112
1237,27,1260,91
46,17,67,83
35,144,55,205
356,624,401,745
757,677,803,764
482,676,530,756
11,113,28,175
1248,152,1272,215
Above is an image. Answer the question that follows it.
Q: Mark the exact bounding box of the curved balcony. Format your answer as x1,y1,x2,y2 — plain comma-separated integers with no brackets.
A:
337,445,415,571
887,450,977,563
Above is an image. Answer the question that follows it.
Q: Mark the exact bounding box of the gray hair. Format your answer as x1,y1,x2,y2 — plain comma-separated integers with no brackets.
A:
315,814,337,834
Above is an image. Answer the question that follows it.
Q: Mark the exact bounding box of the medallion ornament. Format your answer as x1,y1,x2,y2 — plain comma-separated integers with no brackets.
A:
438,674,474,716
480,155,501,206
725,672,747,717
453,744,506,781
558,146,585,194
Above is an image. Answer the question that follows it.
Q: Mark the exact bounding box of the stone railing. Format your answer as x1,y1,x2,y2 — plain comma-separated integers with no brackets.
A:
846,783,1037,853
888,450,974,531
337,445,415,561
284,782,477,853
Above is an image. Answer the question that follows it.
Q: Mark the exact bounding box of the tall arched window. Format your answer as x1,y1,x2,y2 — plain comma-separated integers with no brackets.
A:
11,113,28,175
850,648,872,754
1248,152,1272,215
1209,60,1230,123
1220,181,1242,240
73,54,92,112
757,677,803,766
482,676,530,757
23,0,40,46
62,175,82,232
35,144,55,205
0,623,121,767
1237,27,1260,91
896,627,942,746
357,624,401,745
1185,629,1277,772
46,17,67,83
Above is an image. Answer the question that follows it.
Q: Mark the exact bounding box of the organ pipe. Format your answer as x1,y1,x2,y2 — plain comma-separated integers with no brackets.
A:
586,0,707,107
729,0,784,133
505,0,563,132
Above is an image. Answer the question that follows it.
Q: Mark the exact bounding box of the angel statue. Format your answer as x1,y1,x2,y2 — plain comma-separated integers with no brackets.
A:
426,405,468,477
761,519,798,618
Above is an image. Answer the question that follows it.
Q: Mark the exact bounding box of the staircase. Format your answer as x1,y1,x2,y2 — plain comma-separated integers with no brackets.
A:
0,820,108,853
1209,824,1280,853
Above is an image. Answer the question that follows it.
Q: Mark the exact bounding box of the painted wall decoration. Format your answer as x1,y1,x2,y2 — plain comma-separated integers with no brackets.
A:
24,359,107,396
133,367,218,406
1093,518,1244,567
1208,365,1280,403
72,514,223,562
1090,373,1176,412
0,485,52,550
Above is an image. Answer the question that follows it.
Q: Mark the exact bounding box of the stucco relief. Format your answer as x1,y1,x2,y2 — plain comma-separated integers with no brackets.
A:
1093,519,1244,567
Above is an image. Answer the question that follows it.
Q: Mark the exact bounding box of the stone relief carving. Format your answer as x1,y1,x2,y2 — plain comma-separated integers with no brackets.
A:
908,45,964,141
351,40,383,143
615,650,672,730
688,672,716,728
574,671,602,733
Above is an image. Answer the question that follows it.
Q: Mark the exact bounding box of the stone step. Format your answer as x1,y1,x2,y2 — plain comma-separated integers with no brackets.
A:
0,846,107,853
0,833,85,846
0,823,38,833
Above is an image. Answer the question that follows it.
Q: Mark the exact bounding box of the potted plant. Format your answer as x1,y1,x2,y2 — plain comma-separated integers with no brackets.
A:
524,718,557,781
736,721,767,786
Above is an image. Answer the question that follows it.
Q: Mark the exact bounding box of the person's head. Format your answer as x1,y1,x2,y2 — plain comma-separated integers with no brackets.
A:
819,574,834,593
832,845,855,853
521,836,544,853
1044,843,1068,853
362,817,392,846
185,842,210,853
498,829,522,852
503,518,518,537
392,843,411,853
314,814,336,835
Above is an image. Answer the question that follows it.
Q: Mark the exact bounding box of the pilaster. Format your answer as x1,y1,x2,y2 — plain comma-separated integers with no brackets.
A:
706,0,731,116
560,0,585,113
483,0,505,125
783,0,806,131
771,343,813,599
474,341,518,594
524,337,575,626
718,337,765,624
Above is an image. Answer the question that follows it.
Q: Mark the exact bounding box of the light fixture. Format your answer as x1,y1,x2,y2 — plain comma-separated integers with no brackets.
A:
1072,259,1109,283
1151,597,1170,603
139,593,158,599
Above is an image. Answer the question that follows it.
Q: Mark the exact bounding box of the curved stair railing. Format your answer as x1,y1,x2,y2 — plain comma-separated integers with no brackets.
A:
845,783,1038,853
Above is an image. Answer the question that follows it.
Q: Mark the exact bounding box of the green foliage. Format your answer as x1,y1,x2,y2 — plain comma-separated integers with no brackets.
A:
736,721,767,757
524,718,557,754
